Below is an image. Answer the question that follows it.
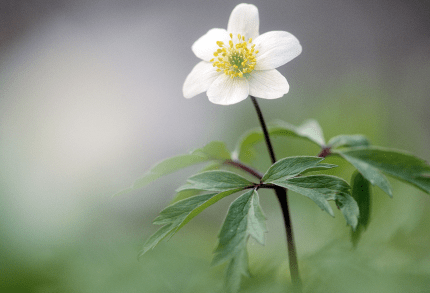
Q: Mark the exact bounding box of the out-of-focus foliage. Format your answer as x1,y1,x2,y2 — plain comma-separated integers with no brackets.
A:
2,84,430,293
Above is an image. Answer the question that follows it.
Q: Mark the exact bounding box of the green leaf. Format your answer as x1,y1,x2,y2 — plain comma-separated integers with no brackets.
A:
176,171,254,192
139,224,176,256
300,163,339,174
225,249,249,293
271,119,326,147
170,159,240,203
336,146,430,195
198,161,224,172
328,134,370,149
337,151,393,197
272,175,359,229
212,189,267,292
193,140,232,161
170,189,201,204
233,129,264,164
115,141,231,196
335,186,360,231
235,119,325,164
351,171,371,228
139,189,241,257
170,161,226,204
350,171,372,247
261,156,337,182
132,154,208,188
212,189,266,264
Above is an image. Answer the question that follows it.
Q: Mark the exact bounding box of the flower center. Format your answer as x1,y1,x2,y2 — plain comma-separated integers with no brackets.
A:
210,33,259,79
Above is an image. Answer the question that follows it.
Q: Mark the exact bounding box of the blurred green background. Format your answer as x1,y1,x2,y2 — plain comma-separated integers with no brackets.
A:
1,0,429,292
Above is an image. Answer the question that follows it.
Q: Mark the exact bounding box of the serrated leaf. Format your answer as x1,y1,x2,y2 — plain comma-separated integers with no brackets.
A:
139,189,241,257
350,171,372,247
115,141,231,196
234,119,325,164
261,156,337,182
335,187,360,230
212,190,266,264
212,190,267,292
176,171,254,192
328,134,370,149
225,249,249,293
272,175,359,229
336,146,430,195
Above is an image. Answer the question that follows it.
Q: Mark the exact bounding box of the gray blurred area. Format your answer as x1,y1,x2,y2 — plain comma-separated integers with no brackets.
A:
1,0,429,292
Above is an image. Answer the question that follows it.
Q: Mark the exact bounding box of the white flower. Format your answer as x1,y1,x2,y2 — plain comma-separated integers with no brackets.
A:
183,3,302,105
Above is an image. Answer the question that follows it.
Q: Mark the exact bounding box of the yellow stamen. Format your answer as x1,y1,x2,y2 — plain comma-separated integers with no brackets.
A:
209,33,258,79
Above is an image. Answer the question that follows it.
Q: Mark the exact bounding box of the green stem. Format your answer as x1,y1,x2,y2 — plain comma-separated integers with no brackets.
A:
250,95,302,292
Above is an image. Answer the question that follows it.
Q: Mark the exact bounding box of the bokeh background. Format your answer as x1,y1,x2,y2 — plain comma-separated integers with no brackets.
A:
1,0,429,292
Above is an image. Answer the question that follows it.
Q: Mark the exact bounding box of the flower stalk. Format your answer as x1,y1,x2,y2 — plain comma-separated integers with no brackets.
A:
250,95,303,292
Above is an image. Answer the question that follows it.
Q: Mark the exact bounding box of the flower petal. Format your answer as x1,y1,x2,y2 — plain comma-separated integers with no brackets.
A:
207,75,249,105
227,3,259,40
254,31,302,70
248,69,289,99
192,28,230,61
183,61,221,99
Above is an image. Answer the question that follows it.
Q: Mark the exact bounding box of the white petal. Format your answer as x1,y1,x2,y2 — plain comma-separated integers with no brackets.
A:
248,69,289,99
183,61,221,99
207,75,249,105
192,28,230,61
254,31,302,70
227,3,259,40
